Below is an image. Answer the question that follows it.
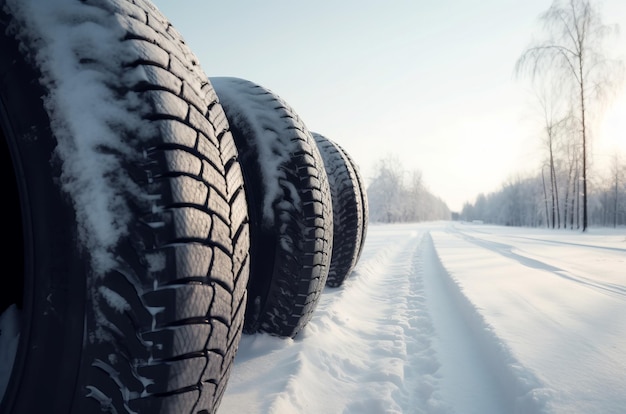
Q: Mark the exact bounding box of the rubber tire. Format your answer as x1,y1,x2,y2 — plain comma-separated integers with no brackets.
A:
312,133,364,287
0,2,249,414
336,140,369,263
211,77,333,338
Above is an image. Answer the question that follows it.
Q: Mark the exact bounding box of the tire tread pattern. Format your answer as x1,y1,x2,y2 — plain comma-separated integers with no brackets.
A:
312,132,363,287
53,2,251,413
212,77,333,338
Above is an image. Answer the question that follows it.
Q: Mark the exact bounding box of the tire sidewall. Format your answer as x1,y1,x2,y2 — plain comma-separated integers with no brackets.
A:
0,10,87,413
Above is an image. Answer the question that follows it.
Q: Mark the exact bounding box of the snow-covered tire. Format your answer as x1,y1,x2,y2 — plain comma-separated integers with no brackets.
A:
0,2,249,414
338,140,369,263
312,133,364,287
211,77,333,338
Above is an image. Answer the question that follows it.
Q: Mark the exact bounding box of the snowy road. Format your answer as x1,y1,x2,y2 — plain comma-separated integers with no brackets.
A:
219,222,626,414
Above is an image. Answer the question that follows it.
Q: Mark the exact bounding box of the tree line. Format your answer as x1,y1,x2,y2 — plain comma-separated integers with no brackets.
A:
460,161,625,227
366,155,451,223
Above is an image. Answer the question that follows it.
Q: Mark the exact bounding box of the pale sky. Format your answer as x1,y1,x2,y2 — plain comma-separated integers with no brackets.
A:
152,1,626,212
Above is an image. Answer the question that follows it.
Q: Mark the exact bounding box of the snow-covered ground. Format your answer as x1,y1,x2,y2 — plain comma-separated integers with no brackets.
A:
2,221,624,412
219,222,626,414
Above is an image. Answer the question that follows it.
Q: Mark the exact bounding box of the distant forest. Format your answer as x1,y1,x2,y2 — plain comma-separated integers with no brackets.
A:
460,165,626,228
365,153,625,228
366,156,451,223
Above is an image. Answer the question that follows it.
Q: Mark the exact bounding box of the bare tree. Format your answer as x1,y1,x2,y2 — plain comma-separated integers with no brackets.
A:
366,155,451,223
541,165,550,227
367,155,405,223
534,80,572,228
562,130,581,228
515,0,623,231
608,151,623,227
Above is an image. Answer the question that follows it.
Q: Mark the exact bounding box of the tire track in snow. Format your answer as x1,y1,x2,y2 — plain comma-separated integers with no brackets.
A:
424,231,551,414
259,226,449,413
433,226,626,413
420,232,507,413
450,227,626,301
220,223,620,413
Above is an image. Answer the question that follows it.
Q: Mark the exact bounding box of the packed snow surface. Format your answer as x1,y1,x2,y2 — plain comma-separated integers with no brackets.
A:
219,222,626,414
1,222,624,411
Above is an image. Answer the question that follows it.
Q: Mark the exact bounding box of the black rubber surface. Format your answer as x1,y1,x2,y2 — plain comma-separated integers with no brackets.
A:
0,1,249,413
211,77,333,338
334,140,369,264
312,132,363,287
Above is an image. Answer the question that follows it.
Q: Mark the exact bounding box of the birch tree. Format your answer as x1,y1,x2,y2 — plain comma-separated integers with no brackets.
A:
515,0,622,231
608,152,624,227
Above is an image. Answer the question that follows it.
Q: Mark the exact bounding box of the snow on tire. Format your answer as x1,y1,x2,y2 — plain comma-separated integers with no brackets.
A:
312,133,365,287
211,77,333,338
0,1,249,414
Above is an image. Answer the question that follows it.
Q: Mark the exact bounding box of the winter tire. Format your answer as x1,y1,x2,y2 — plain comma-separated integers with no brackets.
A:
312,133,365,287
211,77,333,338
338,140,369,263
0,1,249,414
